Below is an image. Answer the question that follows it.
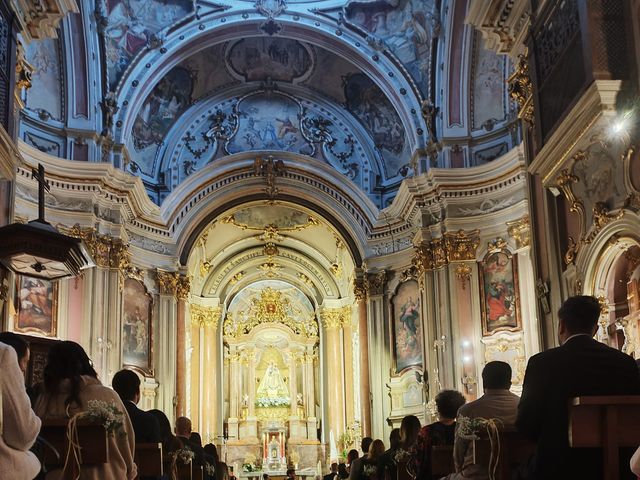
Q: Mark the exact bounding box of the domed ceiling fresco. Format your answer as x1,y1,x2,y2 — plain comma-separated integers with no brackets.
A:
19,0,515,209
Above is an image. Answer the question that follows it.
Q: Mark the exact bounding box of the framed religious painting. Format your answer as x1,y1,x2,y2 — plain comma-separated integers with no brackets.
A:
479,249,522,336
14,275,58,337
122,277,153,376
391,280,423,374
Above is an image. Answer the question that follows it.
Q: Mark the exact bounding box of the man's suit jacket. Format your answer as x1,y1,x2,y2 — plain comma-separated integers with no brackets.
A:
516,335,640,479
123,400,161,443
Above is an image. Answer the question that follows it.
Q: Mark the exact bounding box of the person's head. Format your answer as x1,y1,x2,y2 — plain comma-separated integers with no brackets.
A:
399,415,421,447
111,368,141,404
347,449,359,465
558,295,601,343
435,390,466,421
338,463,348,477
389,428,401,450
367,439,385,461
190,431,203,447
149,409,172,443
482,361,512,390
330,463,338,473
361,436,373,454
204,443,219,463
286,468,296,479
175,416,192,437
0,332,30,373
262,474,270,480
218,461,229,480
43,340,98,407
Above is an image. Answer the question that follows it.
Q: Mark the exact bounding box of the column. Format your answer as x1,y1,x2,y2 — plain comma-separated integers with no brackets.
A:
321,307,348,440
354,277,371,436
365,271,389,440
342,315,355,429
228,345,240,441
288,351,298,417
303,348,317,440
175,274,190,417
201,307,220,443
157,270,179,422
189,307,202,430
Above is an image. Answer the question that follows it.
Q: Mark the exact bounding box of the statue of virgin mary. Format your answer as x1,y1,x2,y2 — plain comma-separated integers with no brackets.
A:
257,361,289,399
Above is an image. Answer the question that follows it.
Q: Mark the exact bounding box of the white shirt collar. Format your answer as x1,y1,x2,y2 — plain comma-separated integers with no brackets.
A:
562,333,592,345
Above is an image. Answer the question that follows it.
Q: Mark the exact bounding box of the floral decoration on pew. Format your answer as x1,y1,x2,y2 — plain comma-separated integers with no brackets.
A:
456,415,503,480
80,400,126,436
169,446,196,464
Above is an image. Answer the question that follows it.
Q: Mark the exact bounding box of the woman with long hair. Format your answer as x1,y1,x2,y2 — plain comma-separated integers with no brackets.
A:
360,439,385,480
34,341,137,479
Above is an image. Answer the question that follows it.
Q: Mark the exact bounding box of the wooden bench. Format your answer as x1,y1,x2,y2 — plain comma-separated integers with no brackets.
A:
135,442,163,478
430,429,534,479
177,462,204,480
569,395,640,480
39,418,108,470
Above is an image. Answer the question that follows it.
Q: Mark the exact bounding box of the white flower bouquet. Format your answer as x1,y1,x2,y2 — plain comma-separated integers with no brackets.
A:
170,446,195,464
82,400,126,436
255,396,290,407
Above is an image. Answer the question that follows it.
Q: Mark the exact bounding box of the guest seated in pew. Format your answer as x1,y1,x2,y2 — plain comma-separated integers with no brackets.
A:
175,416,206,465
324,462,339,480
204,442,230,480
349,437,372,480
0,340,41,480
34,341,137,479
337,463,349,479
148,409,184,480
415,390,466,480
517,295,640,480
359,439,384,480
442,361,519,480
112,368,161,443
346,449,359,474
0,332,39,402
378,428,399,480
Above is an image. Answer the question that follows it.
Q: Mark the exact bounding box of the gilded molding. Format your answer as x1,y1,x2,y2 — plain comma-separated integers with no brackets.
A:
10,0,78,40
62,224,129,271
191,304,222,329
454,263,472,289
156,270,178,296
400,265,420,282
507,216,531,249
508,54,534,125
444,229,480,261
585,202,624,243
320,306,352,330
487,237,509,253
564,236,579,266
353,278,367,301
176,275,191,300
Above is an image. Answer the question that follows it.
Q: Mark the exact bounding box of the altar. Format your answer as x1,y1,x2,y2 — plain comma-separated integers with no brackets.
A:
223,285,322,471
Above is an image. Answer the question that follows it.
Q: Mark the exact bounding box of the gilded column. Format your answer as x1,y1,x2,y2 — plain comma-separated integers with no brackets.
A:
157,270,178,422
321,306,349,439
228,346,240,442
175,274,191,417
354,277,371,436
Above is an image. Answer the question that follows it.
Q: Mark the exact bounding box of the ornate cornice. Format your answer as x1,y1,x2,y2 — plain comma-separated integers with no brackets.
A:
320,306,352,330
9,0,78,40
62,224,130,271
190,304,221,329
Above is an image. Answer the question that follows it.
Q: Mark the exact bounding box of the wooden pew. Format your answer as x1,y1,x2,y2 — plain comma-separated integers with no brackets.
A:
431,445,455,477
135,442,163,478
39,418,108,470
177,462,193,480
193,464,204,480
569,395,640,480
430,429,534,480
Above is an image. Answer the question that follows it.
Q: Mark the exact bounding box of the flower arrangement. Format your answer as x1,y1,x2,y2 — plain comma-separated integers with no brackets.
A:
362,464,378,478
393,448,412,463
256,396,290,407
169,447,195,464
82,400,126,436
243,453,259,472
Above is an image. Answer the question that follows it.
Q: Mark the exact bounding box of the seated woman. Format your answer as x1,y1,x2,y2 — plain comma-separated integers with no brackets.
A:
149,409,184,480
34,341,137,480
415,390,466,480
360,439,385,480
0,340,41,480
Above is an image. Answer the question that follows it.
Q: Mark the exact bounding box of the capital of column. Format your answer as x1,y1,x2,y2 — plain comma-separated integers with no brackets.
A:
191,304,222,329
320,306,352,330
353,277,367,302
176,275,191,300
413,228,480,273
506,215,531,249
156,270,178,296
364,270,387,296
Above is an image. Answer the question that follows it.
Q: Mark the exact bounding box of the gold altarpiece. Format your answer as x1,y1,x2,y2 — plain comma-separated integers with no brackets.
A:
222,287,320,471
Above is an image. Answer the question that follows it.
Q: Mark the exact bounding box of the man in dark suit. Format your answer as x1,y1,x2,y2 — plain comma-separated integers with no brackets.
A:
517,295,640,479
324,462,339,480
176,416,206,465
112,368,161,443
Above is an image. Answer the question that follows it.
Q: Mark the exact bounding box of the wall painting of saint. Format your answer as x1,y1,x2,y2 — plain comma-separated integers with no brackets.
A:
14,275,57,337
392,280,423,374
122,278,153,376
479,250,521,335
